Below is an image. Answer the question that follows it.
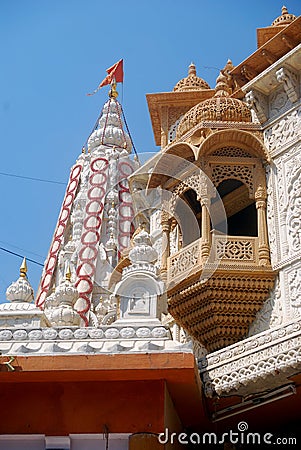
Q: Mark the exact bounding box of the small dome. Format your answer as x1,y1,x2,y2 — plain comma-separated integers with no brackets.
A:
5,258,34,303
272,6,296,26
177,61,251,137
53,272,78,308
173,63,210,92
45,268,80,326
129,228,158,265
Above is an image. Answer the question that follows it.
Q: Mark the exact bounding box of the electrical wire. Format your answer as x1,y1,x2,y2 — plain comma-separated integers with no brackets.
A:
121,107,139,161
0,247,44,267
0,240,44,259
0,171,66,185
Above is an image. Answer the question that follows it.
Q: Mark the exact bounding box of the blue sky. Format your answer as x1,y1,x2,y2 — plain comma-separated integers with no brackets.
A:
0,0,300,302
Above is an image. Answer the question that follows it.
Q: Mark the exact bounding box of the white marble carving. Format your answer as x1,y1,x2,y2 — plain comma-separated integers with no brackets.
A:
276,67,299,104
245,90,268,123
286,158,301,254
45,271,81,327
286,265,301,317
199,318,301,397
114,228,164,325
264,106,301,154
87,99,132,154
248,276,283,335
269,85,291,118
0,261,43,328
0,324,191,356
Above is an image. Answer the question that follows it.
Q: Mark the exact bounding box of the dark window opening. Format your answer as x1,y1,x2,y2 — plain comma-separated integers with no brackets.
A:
227,203,257,236
214,179,257,237
175,189,201,246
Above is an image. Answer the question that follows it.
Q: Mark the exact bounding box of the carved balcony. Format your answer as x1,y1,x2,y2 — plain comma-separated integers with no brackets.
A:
167,235,276,352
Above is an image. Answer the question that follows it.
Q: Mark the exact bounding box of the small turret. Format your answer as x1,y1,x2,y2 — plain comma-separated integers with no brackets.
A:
0,258,43,328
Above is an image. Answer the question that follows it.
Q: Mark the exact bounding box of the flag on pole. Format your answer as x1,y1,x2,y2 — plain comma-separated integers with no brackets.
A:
87,59,123,96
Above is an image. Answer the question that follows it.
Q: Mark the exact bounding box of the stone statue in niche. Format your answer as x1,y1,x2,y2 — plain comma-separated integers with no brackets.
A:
113,228,165,325
129,290,150,314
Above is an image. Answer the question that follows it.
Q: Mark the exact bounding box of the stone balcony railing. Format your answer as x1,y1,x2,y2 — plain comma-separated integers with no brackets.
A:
167,238,202,284
212,234,259,265
167,235,259,284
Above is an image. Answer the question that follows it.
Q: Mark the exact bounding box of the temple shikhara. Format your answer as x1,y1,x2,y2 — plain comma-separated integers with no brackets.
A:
0,6,301,449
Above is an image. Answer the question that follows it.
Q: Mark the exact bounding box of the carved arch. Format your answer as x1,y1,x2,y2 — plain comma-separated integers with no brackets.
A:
147,142,198,189
211,165,254,197
197,129,270,162
169,173,201,215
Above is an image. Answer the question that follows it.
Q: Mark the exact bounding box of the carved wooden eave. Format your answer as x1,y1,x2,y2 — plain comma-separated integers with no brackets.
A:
146,89,215,146
167,263,276,353
241,42,301,98
166,232,277,352
230,16,301,98
145,127,269,192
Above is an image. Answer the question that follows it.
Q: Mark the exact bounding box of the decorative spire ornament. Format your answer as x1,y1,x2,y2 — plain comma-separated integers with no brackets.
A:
36,63,135,328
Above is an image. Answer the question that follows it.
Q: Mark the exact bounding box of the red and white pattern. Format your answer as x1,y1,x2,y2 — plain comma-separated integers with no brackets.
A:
118,159,135,255
75,157,109,325
36,163,83,308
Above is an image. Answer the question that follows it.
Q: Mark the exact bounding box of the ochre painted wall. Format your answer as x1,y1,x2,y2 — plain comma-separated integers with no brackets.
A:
0,380,165,435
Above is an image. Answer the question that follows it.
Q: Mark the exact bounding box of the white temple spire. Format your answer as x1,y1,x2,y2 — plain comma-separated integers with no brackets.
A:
36,94,136,327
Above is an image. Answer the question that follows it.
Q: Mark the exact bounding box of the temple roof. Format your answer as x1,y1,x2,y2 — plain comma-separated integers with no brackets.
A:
177,61,251,138
272,5,296,27
173,63,210,92
231,12,301,94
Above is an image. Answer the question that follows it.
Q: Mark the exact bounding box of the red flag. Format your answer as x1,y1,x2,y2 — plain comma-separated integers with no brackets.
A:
87,59,123,96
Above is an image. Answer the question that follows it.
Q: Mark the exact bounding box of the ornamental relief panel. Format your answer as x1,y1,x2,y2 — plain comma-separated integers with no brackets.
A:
264,106,301,154
286,159,301,255
269,85,291,118
248,276,283,336
286,266,301,317
268,143,301,262
266,164,279,265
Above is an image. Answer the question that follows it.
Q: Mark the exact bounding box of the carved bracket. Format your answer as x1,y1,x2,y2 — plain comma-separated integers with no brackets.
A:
245,90,268,124
276,67,299,104
261,49,277,65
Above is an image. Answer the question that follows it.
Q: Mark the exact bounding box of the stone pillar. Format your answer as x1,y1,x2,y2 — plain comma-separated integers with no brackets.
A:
255,185,270,266
161,213,171,281
200,196,211,260
160,106,169,148
129,433,161,450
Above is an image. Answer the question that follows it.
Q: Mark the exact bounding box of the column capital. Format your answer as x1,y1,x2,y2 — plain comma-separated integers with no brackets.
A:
161,211,171,227
255,184,267,201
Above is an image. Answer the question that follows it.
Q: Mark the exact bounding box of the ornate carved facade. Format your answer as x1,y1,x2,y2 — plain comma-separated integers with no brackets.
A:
145,60,277,351
0,6,301,445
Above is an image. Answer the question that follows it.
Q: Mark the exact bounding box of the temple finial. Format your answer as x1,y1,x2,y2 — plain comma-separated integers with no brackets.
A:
109,80,118,99
20,258,27,278
188,62,196,76
282,5,288,15
65,264,72,282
